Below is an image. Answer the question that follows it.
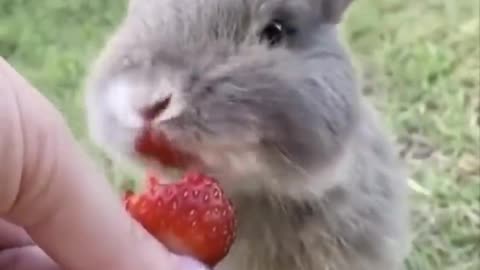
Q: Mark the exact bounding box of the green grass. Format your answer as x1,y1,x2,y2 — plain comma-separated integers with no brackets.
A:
1,0,479,269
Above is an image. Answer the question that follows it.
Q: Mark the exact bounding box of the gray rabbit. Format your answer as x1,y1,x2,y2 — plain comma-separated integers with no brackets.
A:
85,0,410,269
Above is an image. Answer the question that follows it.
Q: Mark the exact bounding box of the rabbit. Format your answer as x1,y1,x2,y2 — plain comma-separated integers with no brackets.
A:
84,0,410,269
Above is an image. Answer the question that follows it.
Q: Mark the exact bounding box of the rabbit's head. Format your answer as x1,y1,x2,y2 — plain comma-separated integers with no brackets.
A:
85,0,359,196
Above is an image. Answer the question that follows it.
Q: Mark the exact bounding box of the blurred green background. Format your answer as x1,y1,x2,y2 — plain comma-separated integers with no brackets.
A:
1,0,479,269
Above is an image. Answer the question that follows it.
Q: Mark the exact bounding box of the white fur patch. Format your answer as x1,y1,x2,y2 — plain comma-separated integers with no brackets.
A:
106,78,144,128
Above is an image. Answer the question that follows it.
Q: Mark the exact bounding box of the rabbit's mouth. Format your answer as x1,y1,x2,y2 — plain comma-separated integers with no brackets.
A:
132,125,211,182
134,126,193,169
132,124,259,187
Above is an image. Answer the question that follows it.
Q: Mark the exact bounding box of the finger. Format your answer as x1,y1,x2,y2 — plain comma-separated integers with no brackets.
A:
0,58,25,216
0,219,33,249
0,58,207,270
175,255,212,270
0,246,60,270
0,248,211,270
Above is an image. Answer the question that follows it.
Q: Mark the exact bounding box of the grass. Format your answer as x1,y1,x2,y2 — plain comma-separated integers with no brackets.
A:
1,0,478,269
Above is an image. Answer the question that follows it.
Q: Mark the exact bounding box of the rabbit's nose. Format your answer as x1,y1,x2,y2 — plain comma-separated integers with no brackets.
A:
140,94,172,121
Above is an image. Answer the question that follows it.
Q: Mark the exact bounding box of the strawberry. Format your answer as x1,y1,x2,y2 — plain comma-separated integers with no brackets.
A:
124,172,237,267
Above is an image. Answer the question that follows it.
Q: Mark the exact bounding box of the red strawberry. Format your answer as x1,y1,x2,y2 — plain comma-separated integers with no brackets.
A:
124,172,237,267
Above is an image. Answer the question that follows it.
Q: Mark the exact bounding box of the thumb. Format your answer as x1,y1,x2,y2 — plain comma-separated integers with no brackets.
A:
0,58,208,270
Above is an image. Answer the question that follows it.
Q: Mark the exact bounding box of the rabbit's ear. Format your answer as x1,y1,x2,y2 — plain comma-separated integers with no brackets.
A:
320,0,353,23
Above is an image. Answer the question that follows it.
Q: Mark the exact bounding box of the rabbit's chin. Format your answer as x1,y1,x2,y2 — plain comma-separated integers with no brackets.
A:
132,144,272,195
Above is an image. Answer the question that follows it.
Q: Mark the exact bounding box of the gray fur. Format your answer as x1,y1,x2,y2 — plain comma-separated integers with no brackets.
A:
85,0,410,269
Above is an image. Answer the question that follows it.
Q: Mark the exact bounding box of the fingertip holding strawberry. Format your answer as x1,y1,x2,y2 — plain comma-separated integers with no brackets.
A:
123,172,237,267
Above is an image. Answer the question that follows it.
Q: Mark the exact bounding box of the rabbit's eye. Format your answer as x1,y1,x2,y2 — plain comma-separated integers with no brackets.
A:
260,21,287,46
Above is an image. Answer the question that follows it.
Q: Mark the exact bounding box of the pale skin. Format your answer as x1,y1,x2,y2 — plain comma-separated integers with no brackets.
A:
0,57,208,270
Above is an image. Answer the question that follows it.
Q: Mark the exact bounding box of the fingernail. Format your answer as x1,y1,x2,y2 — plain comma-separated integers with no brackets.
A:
177,256,209,270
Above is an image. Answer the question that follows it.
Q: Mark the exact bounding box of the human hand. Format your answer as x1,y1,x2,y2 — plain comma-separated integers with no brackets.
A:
0,219,60,270
0,57,209,270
